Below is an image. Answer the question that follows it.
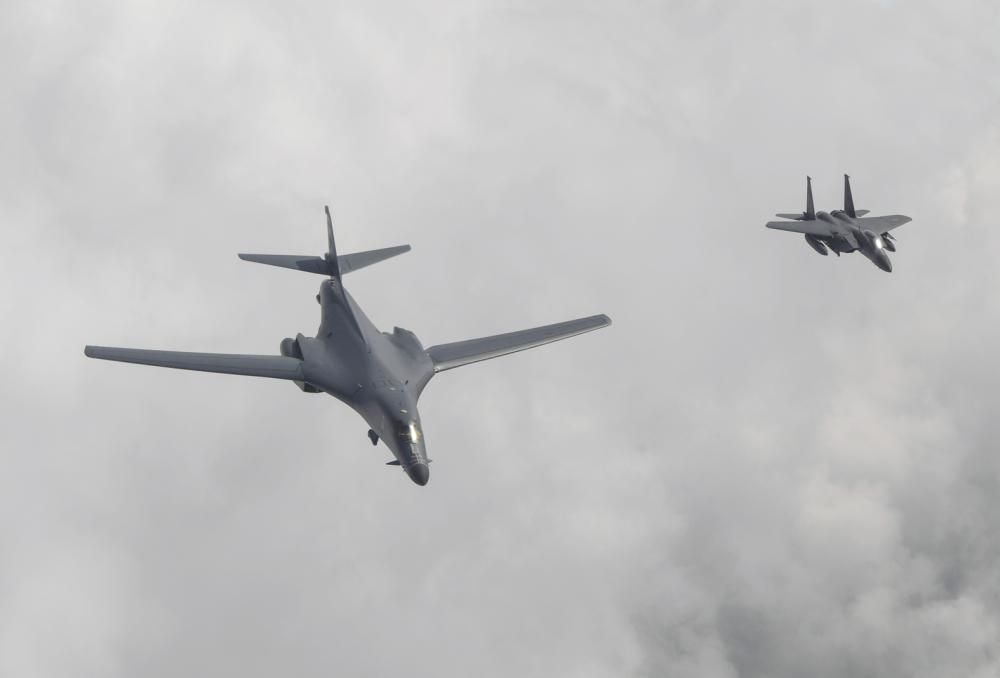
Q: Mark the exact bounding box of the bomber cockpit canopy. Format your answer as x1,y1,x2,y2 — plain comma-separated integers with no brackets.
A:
395,420,422,445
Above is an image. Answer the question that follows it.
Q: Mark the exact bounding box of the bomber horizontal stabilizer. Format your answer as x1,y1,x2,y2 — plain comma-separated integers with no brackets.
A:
239,245,411,276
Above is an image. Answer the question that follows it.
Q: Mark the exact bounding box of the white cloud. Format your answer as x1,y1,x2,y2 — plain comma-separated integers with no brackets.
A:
2,1,1000,676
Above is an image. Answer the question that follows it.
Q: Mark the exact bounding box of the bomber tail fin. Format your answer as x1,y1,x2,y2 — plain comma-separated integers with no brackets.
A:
239,205,411,277
324,205,341,279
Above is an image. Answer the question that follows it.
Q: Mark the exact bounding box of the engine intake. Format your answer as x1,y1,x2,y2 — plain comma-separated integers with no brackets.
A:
804,234,828,256
280,337,304,360
280,337,319,392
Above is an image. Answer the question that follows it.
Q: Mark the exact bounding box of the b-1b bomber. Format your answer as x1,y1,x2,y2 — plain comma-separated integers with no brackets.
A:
766,175,912,272
85,208,610,486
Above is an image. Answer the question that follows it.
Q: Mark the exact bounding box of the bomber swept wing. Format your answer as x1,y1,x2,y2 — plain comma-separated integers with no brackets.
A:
427,314,611,372
84,347,304,380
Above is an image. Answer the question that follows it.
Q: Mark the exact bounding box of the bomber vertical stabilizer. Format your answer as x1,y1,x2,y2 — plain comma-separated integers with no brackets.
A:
324,206,342,279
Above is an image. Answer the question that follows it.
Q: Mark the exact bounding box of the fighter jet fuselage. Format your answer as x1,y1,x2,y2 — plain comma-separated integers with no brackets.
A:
766,175,911,273
813,209,894,271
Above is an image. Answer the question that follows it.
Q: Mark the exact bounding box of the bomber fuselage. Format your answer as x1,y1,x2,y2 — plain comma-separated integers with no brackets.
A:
84,206,612,488
296,279,435,485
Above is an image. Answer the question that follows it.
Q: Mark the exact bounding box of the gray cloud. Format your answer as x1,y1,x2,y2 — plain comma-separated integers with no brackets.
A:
2,1,1000,676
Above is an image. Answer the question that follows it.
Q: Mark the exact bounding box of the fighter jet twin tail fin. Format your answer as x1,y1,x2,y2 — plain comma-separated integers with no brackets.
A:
775,175,869,221
774,175,816,221
842,174,870,217
238,206,411,278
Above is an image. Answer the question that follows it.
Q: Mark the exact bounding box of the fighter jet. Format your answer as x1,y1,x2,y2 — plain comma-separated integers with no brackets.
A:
85,207,610,486
765,175,912,272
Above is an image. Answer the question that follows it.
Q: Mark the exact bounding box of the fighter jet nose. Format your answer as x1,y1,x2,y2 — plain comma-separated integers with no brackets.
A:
407,463,430,486
879,255,893,273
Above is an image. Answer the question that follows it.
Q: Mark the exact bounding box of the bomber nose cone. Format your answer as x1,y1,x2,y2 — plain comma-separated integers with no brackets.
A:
407,463,430,486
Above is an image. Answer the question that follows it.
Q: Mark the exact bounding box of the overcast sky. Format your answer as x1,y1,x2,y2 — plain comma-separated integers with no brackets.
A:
3,1,1000,676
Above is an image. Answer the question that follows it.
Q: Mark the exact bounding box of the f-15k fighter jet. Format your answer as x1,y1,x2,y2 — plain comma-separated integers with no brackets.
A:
86,208,610,486
766,175,912,272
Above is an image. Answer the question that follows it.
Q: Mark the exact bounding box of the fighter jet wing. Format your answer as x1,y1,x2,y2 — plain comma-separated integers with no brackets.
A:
764,219,834,237
84,346,304,380
426,314,611,373
853,215,912,233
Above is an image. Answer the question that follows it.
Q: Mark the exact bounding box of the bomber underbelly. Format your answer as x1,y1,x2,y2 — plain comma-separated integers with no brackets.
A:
298,343,368,398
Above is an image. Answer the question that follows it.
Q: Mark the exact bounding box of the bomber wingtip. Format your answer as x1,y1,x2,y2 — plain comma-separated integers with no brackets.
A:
598,313,612,326
84,345,96,357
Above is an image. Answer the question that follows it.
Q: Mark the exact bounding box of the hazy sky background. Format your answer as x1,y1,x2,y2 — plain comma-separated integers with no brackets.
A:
3,1,1000,676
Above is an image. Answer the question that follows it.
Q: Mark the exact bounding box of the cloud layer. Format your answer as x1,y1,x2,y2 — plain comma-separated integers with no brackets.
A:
2,1,1000,676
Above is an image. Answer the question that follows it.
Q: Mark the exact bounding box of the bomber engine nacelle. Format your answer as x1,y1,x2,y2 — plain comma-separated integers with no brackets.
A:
280,337,320,392
280,336,304,360
804,234,828,256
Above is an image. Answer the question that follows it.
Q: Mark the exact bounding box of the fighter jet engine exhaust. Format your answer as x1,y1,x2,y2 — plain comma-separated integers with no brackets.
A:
804,234,828,256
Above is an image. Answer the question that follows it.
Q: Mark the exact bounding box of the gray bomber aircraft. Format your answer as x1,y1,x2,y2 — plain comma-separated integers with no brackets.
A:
85,208,611,486
766,175,912,272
